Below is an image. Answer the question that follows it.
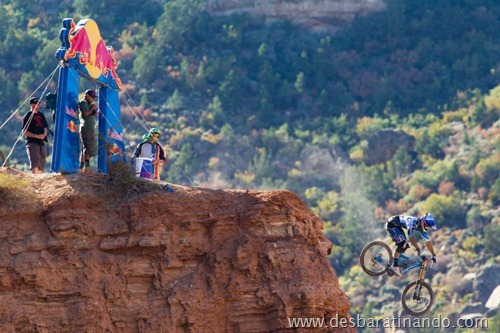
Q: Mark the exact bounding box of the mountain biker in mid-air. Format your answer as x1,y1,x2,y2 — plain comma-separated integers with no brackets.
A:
386,213,437,277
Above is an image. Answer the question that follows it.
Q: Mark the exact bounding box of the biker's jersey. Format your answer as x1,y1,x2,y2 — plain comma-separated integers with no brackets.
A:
391,215,430,241
133,141,166,161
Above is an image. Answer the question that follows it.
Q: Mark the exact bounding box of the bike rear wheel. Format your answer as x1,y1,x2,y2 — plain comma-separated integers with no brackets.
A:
360,241,393,276
401,281,434,316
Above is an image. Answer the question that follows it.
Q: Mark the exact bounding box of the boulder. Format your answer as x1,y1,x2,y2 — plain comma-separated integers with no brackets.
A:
451,272,475,295
485,285,500,309
485,308,499,318
473,263,500,303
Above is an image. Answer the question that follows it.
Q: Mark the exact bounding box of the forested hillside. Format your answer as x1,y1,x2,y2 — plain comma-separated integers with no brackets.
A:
0,0,498,329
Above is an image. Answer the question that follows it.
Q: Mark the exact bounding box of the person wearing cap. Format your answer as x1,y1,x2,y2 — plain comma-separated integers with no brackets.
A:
78,89,99,170
132,128,166,179
22,97,49,174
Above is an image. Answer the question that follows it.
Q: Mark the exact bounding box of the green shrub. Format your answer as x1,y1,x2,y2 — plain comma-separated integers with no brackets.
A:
469,89,500,128
420,193,466,229
466,206,486,229
475,154,500,184
415,122,454,158
484,224,500,256
489,178,500,205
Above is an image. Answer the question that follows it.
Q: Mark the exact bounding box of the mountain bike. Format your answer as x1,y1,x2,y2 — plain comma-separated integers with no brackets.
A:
359,240,434,316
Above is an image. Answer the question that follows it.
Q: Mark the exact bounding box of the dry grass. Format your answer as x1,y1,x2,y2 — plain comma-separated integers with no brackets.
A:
75,161,163,201
0,173,36,205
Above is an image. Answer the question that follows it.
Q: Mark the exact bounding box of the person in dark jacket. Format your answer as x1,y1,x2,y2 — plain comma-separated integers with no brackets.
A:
22,97,49,174
78,89,98,169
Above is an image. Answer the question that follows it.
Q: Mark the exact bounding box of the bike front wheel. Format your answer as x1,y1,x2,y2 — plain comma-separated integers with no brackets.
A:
401,281,434,316
359,241,393,276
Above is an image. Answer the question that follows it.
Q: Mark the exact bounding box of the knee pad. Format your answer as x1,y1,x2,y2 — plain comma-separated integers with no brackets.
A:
396,241,408,254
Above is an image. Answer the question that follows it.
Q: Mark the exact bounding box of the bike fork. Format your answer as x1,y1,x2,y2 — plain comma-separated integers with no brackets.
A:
413,259,429,301
412,283,422,301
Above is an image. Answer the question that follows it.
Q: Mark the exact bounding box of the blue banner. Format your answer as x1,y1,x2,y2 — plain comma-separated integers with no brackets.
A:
51,18,124,174
51,66,80,173
98,87,125,173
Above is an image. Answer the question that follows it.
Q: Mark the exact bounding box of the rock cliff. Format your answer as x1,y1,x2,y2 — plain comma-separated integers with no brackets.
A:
206,0,386,32
0,168,353,332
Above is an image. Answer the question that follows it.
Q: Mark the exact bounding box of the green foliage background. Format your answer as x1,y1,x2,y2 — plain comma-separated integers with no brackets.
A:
0,0,499,327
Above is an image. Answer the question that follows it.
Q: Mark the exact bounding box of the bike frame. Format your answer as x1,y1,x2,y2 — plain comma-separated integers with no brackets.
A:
372,252,427,276
397,254,423,274
363,241,434,315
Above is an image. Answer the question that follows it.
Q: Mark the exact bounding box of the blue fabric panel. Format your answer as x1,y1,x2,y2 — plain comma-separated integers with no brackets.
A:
50,66,80,173
97,87,125,173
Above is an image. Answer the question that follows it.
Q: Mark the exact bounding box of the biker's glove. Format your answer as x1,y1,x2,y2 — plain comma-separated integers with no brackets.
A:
431,255,437,264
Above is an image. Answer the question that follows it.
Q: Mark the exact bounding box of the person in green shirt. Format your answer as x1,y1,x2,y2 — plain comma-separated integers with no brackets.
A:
78,89,99,170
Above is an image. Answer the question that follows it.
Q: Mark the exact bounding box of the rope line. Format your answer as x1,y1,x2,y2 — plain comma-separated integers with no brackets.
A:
2,62,197,188
0,64,61,132
122,89,151,132
2,64,60,167
118,90,197,187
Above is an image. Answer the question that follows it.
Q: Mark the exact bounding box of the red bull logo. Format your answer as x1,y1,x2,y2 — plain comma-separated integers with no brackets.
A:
109,143,122,155
107,129,124,142
64,19,123,88
67,120,78,133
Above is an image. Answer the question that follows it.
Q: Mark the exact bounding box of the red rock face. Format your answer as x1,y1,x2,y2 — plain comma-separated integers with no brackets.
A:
0,170,353,332
206,0,386,32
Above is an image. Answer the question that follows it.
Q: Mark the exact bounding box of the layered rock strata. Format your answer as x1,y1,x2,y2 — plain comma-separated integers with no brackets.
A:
206,0,386,31
0,169,352,332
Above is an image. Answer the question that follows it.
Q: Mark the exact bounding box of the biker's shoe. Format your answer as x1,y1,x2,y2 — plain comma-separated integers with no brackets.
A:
389,265,402,277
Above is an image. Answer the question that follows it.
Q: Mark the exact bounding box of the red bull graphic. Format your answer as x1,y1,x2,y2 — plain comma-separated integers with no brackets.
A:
109,143,123,155
51,66,81,173
65,106,78,119
108,129,124,142
57,18,122,89
107,129,124,155
67,120,78,133
52,18,125,174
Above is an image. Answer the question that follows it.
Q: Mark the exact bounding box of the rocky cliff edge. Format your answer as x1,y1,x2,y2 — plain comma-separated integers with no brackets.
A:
0,168,352,333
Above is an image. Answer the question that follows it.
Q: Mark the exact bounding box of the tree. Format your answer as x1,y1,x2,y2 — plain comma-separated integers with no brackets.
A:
332,166,380,272
294,72,305,94
0,69,18,111
73,0,162,38
132,45,165,85
155,0,207,52
168,143,195,185
421,194,466,229
216,70,245,116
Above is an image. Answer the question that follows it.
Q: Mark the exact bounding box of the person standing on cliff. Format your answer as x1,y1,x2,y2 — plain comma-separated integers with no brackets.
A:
78,89,99,170
132,128,166,180
22,97,49,174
